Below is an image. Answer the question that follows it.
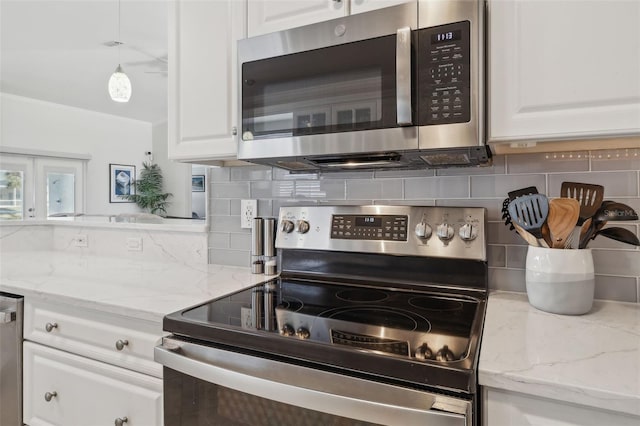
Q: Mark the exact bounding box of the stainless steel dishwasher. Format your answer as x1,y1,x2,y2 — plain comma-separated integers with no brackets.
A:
1,292,24,426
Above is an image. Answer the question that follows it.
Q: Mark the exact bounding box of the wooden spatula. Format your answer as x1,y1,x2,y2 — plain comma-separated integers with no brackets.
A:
547,198,580,248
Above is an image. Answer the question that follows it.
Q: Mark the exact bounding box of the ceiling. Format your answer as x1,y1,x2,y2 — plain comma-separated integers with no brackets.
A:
1,0,168,124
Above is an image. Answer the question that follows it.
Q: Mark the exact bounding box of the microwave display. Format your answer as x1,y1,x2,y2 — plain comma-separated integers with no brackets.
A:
418,21,471,126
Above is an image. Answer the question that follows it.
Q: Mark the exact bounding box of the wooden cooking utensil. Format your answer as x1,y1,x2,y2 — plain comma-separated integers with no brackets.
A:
547,198,580,248
512,223,540,247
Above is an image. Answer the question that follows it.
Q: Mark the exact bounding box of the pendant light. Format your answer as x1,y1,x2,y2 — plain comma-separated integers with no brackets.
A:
108,0,131,102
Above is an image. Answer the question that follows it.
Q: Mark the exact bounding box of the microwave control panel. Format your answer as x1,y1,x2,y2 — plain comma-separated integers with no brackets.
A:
418,21,471,125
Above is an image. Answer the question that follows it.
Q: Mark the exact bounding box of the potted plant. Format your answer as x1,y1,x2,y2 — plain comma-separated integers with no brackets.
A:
125,162,172,216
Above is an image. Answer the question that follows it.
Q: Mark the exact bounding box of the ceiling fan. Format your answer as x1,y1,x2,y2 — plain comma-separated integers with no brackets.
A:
104,40,168,75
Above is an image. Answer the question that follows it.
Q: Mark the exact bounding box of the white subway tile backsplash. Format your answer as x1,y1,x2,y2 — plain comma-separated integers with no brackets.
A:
488,245,506,267
548,172,638,197
230,166,272,181
488,268,526,292
211,182,250,199
590,150,640,172
346,179,403,200
471,174,546,198
507,152,589,174
208,151,640,303
594,275,638,302
404,176,469,199
295,180,345,199
251,180,295,198
229,232,252,250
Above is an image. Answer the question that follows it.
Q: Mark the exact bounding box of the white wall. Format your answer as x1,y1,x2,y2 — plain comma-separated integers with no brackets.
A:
0,93,151,215
151,121,192,218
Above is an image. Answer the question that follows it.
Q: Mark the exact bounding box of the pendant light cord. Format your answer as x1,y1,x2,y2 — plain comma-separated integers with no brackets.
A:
117,0,121,65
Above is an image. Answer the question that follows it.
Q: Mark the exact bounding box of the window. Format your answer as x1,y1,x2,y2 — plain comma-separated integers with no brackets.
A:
0,154,85,221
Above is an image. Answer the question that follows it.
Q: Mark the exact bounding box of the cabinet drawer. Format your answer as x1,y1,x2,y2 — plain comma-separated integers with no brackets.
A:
24,341,163,426
24,299,164,378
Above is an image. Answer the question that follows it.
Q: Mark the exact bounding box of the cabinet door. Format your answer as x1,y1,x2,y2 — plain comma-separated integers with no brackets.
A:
350,0,413,15
488,0,640,143
23,342,163,426
168,0,246,162
247,0,345,37
483,387,640,426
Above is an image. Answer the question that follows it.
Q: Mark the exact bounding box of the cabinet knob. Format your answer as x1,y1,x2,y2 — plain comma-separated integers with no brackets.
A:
115,339,129,351
232,126,238,136
115,417,128,426
44,391,57,402
45,322,58,332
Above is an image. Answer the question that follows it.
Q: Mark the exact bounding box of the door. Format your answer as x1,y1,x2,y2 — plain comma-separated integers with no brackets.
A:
35,157,85,218
0,155,34,220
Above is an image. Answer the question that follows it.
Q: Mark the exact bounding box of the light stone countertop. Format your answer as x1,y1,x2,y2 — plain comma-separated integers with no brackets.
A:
0,251,273,323
479,291,640,417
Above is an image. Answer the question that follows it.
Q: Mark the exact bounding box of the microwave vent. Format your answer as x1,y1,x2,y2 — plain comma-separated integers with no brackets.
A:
275,161,317,171
419,147,492,168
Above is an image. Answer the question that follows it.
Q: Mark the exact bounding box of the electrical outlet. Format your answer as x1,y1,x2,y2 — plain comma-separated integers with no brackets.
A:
126,237,143,251
73,234,88,247
241,199,258,229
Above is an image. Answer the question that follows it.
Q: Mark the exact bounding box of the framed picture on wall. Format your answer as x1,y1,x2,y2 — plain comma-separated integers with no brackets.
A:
192,175,205,192
109,164,136,203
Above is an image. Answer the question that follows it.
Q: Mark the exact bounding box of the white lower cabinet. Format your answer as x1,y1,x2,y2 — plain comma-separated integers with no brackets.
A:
23,341,163,426
22,299,165,425
483,387,640,426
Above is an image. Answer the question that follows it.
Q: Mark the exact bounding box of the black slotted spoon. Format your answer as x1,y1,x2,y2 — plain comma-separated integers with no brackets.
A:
508,194,550,247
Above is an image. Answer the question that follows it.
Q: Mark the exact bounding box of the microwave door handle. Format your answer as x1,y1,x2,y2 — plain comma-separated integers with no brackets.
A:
396,26,412,126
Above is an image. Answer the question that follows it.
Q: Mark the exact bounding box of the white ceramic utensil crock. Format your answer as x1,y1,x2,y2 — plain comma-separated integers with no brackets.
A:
525,246,595,315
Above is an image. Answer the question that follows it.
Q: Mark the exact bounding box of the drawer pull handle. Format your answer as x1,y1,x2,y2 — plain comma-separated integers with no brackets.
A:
44,391,57,402
115,339,129,351
45,322,58,332
115,416,128,426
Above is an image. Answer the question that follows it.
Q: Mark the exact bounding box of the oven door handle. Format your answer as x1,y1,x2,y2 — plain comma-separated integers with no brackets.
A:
396,26,413,126
155,338,469,426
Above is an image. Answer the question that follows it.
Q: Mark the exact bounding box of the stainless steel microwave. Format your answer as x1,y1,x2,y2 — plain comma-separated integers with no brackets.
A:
237,0,489,172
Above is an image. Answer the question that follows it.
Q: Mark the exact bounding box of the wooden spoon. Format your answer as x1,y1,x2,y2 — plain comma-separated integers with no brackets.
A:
513,223,540,247
547,198,580,248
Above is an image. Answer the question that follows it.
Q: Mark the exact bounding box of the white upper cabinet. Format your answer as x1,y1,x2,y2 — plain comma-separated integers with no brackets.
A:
248,0,345,37
350,0,414,15
247,0,414,37
168,0,246,162
488,0,640,144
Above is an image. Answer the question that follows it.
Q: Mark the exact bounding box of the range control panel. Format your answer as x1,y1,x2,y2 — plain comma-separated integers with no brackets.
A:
331,215,407,241
418,21,471,126
276,206,487,261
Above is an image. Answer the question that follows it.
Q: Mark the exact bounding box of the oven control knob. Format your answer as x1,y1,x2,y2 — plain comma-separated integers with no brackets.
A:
279,324,295,337
280,220,295,233
414,222,432,239
436,224,454,241
436,345,456,362
295,220,310,234
458,223,478,241
295,327,310,340
415,344,433,360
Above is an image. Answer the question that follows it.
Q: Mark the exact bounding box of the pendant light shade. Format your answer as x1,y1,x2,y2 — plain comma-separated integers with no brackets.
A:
109,0,131,103
108,65,132,102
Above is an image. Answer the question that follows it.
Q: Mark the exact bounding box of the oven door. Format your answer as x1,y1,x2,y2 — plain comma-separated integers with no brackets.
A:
155,336,472,426
236,3,418,167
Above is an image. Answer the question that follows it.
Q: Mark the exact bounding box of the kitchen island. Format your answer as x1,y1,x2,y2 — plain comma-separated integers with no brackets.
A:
479,291,640,424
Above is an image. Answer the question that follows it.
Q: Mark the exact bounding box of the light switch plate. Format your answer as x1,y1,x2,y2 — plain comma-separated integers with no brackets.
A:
126,237,143,251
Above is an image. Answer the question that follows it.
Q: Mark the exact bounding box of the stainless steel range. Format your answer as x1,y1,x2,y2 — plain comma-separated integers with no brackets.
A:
156,205,487,426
